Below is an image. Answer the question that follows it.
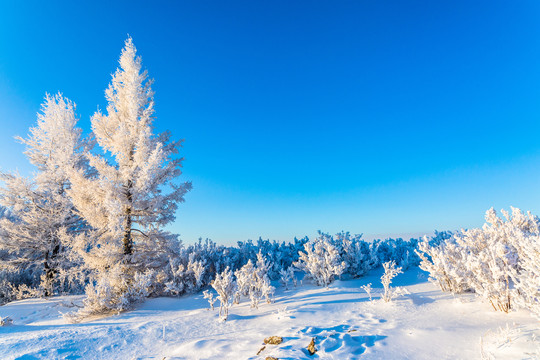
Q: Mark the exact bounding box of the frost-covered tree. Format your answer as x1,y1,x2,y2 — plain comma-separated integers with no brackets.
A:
66,38,191,315
294,235,346,288
188,257,206,291
68,37,191,284
380,260,404,303
233,252,275,308
211,267,237,321
234,259,254,304
162,256,206,296
0,93,90,296
279,266,295,290
253,252,275,306
203,289,217,310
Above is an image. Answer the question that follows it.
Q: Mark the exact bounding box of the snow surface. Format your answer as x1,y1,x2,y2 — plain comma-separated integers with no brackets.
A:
1,268,539,360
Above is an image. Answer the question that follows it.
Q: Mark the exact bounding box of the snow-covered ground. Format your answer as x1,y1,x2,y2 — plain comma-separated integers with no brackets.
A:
1,268,539,360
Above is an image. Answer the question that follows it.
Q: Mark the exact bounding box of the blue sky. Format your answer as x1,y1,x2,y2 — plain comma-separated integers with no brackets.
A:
1,1,540,244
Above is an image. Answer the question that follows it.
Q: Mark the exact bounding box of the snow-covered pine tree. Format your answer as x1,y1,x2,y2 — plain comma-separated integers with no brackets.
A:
67,38,191,312
0,93,90,296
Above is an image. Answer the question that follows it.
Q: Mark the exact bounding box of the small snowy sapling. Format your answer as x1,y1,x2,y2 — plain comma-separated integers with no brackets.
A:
203,290,217,311
211,267,237,321
381,261,403,303
361,283,373,301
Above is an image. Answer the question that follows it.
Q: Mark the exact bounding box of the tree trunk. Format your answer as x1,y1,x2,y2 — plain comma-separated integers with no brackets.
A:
122,179,133,256
43,240,60,296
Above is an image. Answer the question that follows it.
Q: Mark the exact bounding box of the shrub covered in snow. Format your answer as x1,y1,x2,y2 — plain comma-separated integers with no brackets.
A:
312,231,426,280
416,232,469,294
279,266,296,290
65,265,156,322
380,260,404,303
162,255,207,297
203,290,217,310
0,268,45,305
294,235,346,287
361,283,373,301
293,231,432,288
233,252,275,308
211,267,237,321
512,230,540,318
175,236,308,293
254,237,310,280
322,232,374,278
371,237,421,270
459,207,540,314
418,207,540,315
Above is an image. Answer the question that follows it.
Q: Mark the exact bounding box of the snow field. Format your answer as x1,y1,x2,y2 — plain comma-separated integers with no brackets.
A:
1,267,539,360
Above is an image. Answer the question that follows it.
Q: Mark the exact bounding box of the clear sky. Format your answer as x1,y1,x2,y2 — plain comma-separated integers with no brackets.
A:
1,1,540,245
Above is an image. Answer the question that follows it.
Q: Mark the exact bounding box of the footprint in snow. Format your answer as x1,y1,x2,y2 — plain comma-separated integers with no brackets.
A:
298,325,387,358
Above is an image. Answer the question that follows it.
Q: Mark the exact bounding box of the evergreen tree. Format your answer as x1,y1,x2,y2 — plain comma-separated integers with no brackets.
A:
68,37,191,275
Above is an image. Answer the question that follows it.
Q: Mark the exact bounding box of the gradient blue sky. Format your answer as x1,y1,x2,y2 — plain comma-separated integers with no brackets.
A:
1,1,540,244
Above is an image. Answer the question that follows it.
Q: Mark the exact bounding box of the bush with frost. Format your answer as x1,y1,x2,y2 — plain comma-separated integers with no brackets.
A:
380,260,404,302
279,266,296,290
512,231,540,318
234,259,254,304
233,252,275,308
211,267,237,321
203,289,217,310
254,252,275,305
65,264,155,322
361,283,373,301
234,237,309,280
416,233,469,294
325,232,374,277
418,207,540,315
294,235,346,287
163,255,207,296
314,231,429,279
